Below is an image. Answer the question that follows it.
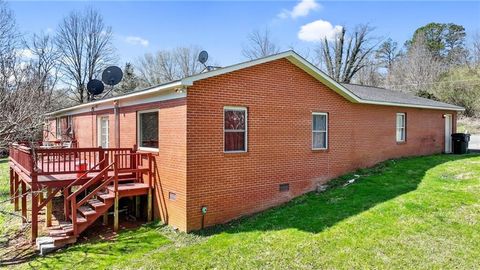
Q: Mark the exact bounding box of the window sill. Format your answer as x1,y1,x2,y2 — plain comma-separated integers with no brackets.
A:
223,151,249,156
312,148,329,153
138,147,159,153
396,141,407,145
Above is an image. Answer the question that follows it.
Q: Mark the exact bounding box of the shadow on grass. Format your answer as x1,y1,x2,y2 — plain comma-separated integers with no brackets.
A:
195,153,479,236
24,222,171,269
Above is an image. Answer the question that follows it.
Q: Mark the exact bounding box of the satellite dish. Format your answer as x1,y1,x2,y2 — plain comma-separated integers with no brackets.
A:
198,51,208,65
87,79,105,96
102,66,123,86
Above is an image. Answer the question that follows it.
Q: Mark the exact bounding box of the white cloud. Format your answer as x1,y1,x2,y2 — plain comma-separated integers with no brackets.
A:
298,20,343,42
125,36,149,47
16,49,34,59
278,0,321,19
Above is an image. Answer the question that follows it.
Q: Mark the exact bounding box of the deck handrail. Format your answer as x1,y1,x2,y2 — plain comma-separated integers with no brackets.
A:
69,162,117,236
64,154,108,191
9,144,137,178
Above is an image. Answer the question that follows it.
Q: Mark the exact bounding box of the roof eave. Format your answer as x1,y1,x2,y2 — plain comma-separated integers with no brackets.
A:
360,99,465,111
46,81,183,117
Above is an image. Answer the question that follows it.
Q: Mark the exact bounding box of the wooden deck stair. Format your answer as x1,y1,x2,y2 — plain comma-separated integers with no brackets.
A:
36,153,153,255
45,182,149,247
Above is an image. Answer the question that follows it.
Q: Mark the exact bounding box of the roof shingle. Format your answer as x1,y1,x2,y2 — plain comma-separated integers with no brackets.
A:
341,83,463,110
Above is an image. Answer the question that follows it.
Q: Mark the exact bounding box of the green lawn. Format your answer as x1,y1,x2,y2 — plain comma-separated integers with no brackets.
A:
0,158,19,245
4,154,480,269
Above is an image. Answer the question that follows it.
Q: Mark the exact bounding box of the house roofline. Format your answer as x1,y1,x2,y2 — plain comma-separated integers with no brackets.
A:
47,50,464,117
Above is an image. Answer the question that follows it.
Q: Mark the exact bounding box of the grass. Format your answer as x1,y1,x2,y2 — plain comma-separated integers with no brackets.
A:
4,154,480,269
0,158,20,244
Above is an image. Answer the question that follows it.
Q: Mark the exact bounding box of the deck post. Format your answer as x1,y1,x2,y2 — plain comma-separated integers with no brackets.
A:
39,190,44,205
103,212,108,225
147,154,153,222
114,196,119,231
46,187,52,227
9,168,13,203
21,181,27,223
147,190,152,222
113,154,119,232
31,175,39,242
135,196,141,218
14,172,19,211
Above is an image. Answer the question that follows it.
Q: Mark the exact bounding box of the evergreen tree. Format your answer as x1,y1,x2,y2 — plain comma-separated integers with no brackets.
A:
117,62,139,94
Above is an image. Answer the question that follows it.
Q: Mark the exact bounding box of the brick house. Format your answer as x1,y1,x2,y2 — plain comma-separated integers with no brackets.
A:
45,51,463,232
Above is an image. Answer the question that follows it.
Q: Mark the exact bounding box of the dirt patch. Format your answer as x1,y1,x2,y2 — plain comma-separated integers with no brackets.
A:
0,196,146,267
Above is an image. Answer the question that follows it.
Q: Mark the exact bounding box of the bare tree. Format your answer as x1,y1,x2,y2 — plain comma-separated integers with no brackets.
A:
0,0,20,91
375,38,401,70
136,46,204,87
351,58,383,87
55,8,116,103
25,32,59,96
315,24,377,83
242,28,280,60
471,32,480,68
386,34,445,97
0,2,55,148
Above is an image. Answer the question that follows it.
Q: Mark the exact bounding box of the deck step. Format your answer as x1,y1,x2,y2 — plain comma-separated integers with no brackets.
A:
107,182,150,197
108,182,149,191
69,213,87,223
118,177,137,182
97,191,115,201
118,168,149,174
88,198,108,209
52,235,77,246
49,227,74,237
78,205,97,216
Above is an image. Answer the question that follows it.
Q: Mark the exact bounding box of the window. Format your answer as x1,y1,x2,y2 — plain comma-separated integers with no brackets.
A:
138,110,159,150
224,107,247,152
66,115,73,135
312,113,328,149
97,116,109,148
55,117,61,138
396,113,406,142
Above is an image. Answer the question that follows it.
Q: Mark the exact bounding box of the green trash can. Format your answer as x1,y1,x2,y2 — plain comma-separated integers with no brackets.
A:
451,133,470,154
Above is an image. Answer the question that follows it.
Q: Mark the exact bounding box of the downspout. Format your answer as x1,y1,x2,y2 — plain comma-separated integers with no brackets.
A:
114,100,120,148
91,107,95,147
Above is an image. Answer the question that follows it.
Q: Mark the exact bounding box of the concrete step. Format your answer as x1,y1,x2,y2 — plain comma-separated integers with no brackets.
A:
36,236,77,256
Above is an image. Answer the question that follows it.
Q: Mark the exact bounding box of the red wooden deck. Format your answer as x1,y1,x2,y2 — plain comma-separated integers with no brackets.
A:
8,143,154,245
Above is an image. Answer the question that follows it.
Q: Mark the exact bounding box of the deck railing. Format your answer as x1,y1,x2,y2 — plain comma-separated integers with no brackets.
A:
9,143,138,180
9,144,35,175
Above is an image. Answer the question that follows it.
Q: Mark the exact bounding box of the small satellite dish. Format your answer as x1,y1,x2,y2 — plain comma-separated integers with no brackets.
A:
87,79,105,96
198,51,208,65
102,66,123,86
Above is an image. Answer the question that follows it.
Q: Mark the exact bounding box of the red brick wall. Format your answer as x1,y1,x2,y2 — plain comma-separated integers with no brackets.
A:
68,99,188,231
185,58,457,231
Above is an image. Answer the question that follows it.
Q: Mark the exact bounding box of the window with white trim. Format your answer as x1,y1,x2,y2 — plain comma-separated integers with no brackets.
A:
224,107,247,152
396,113,406,142
138,110,159,150
97,116,109,148
312,113,328,149
55,117,61,138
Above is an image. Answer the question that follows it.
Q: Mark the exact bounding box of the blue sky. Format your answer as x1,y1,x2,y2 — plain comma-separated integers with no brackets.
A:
10,1,480,66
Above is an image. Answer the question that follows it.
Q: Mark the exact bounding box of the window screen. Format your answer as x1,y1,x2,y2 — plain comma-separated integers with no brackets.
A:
138,111,159,149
